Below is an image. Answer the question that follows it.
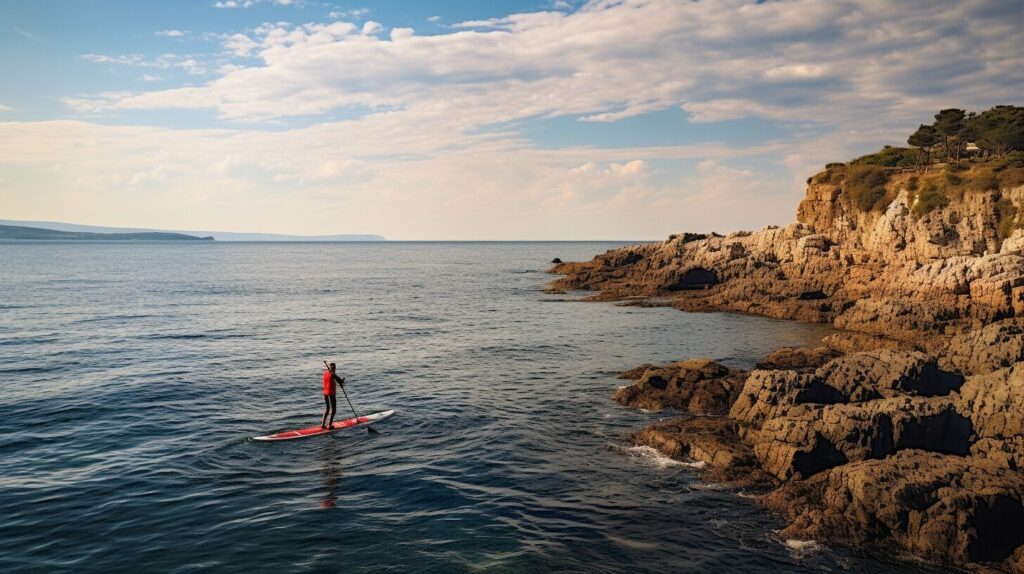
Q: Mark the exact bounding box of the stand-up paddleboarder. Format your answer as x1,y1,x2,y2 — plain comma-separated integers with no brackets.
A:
321,362,345,429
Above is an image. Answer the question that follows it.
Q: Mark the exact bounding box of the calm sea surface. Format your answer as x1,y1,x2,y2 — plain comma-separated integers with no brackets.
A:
0,242,944,573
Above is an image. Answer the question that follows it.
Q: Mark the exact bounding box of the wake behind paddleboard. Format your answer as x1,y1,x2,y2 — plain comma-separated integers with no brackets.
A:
253,409,396,441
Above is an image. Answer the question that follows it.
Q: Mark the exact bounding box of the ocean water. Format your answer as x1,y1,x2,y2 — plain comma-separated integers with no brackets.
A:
0,242,944,573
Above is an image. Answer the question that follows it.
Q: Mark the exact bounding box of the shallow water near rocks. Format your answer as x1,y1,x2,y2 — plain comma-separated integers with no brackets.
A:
1,242,947,573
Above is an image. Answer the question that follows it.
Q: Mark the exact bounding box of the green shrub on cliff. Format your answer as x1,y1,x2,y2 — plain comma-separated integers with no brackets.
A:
844,165,891,211
971,170,1000,193
811,163,847,184
912,181,950,216
993,152,1024,189
849,146,918,168
997,197,1019,240
992,151,1024,171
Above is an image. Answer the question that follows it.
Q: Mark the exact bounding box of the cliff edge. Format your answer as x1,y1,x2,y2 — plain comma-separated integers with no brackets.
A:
551,108,1024,572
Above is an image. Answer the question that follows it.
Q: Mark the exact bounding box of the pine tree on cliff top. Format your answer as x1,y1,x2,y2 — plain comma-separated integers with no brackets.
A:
907,124,938,164
934,108,966,162
968,105,1024,157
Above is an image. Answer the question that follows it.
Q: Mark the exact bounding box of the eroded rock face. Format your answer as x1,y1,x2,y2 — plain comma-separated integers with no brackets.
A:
957,364,1024,440
619,351,1024,570
550,183,1024,339
616,349,1024,570
940,318,1024,376
572,179,1024,570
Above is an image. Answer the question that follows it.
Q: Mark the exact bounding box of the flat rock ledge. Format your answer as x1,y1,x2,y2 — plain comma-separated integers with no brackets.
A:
612,327,1024,572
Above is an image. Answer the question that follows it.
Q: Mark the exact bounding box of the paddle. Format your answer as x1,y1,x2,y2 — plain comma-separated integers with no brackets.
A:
324,360,379,435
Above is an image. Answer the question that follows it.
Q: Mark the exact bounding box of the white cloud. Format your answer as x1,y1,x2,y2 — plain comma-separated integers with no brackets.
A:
668,160,798,232
330,8,368,19
361,21,383,35
0,103,13,111
763,63,828,81
389,27,414,41
225,33,259,56
82,53,147,66
0,117,779,238
215,0,301,8
426,16,441,23
681,99,791,123
80,51,213,76
10,0,1024,238
155,30,187,38
75,0,1022,134
141,74,163,82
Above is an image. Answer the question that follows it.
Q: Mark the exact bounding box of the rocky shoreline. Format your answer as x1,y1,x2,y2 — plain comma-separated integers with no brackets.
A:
549,155,1024,571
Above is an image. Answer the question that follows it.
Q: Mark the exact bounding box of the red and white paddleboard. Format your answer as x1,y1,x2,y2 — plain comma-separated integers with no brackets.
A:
253,409,396,441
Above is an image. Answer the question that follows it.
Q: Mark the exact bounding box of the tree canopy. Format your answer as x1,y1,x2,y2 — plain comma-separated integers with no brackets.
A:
970,105,1024,155
896,105,1024,162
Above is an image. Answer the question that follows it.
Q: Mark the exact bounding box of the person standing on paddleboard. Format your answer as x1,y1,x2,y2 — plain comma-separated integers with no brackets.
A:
321,362,345,429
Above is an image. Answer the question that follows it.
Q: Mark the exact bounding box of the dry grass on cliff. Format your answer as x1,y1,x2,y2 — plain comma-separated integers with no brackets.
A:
844,165,893,212
812,152,1024,219
907,158,1024,217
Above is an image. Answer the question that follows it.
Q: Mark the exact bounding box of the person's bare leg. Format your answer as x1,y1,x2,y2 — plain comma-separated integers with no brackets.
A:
321,396,330,429
327,396,336,428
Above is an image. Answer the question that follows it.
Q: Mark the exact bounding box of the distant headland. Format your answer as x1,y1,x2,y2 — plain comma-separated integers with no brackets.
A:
0,223,213,241
0,220,386,242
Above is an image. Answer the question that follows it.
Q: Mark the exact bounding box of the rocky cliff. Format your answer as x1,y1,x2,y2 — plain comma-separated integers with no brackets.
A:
551,158,1024,572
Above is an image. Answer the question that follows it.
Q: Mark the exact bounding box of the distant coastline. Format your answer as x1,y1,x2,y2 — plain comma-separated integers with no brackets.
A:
0,224,213,241
0,219,385,242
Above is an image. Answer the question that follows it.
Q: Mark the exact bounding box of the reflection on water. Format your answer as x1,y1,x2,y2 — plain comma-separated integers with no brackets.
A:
318,441,344,510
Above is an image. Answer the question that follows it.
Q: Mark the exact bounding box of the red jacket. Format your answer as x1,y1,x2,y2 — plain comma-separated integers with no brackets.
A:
322,370,337,396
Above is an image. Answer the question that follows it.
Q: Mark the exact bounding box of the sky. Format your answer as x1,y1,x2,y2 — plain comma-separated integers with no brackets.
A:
1,0,1022,240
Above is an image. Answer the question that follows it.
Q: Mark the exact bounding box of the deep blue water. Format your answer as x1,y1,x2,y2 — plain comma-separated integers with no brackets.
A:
0,242,946,573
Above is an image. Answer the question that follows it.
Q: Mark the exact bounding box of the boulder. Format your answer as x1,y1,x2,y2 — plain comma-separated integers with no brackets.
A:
762,450,1024,569
628,416,774,486
613,359,746,415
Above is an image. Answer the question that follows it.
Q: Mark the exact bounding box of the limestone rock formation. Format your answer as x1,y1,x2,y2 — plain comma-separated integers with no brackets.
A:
558,163,1024,570
615,349,1023,571
549,176,1024,339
